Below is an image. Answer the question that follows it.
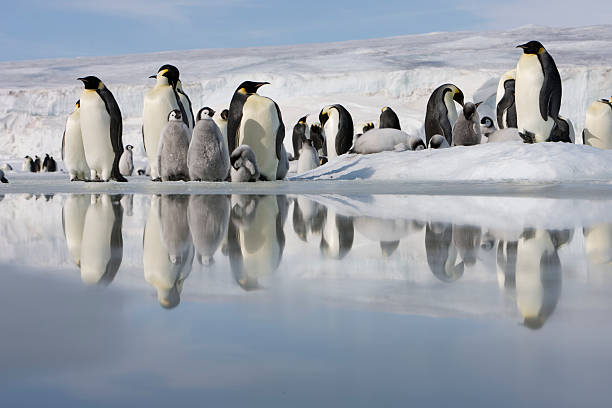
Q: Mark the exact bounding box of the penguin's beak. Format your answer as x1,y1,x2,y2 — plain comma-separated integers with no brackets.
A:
256,82,270,88
77,77,85,82
516,43,528,49
475,101,483,108
148,75,156,79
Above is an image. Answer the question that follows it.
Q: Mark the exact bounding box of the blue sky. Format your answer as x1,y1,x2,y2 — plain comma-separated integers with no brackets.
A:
1,0,610,61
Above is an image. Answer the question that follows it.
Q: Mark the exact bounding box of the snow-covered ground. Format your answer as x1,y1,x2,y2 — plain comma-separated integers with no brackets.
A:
1,25,611,185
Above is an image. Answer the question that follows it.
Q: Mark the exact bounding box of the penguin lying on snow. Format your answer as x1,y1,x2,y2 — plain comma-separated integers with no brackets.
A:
158,110,190,182
351,128,424,154
230,145,260,182
452,102,482,146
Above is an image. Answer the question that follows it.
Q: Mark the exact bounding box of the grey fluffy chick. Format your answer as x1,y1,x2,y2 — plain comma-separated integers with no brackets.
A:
158,110,190,181
230,145,260,182
119,145,134,176
452,102,482,146
188,115,230,181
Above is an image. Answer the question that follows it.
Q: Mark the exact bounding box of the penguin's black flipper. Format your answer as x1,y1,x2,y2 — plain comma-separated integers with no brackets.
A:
142,125,146,153
273,101,285,161
496,79,515,129
538,52,562,121
61,130,66,161
227,94,245,155
178,89,195,128
581,129,586,145
97,87,127,182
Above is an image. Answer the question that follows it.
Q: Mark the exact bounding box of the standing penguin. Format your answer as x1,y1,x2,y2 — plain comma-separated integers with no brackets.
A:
292,115,309,160
119,145,134,177
227,81,285,181
34,156,41,173
583,98,612,148
496,69,517,129
452,102,483,146
47,156,57,172
158,110,190,182
77,76,127,182
297,138,320,173
176,79,195,130
143,65,189,180
379,106,401,130
23,156,34,172
320,207,354,260
515,41,567,143
188,110,230,181
424,83,465,146
319,104,353,160
42,154,50,172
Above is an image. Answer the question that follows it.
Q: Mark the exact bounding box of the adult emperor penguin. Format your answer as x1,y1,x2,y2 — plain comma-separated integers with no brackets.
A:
176,79,195,130
292,115,309,160
496,69,517,129
79,194,124,285
320,207,354,260
23,156,34,172
379,106,401,130
424,83,465,146
77,76,127,182
227,81,285,181
62,100,89,181
583,98,612,148
62,194,90,267
158,110,190,182
515,41,567,143
188,111,230,181
187,195,230,265
452,102,483,146
119,145,134,177
319,104,353,160
143,64,189,180
425,222,464,282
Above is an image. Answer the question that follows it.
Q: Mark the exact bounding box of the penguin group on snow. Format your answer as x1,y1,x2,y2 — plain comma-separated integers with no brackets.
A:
43,39,612,184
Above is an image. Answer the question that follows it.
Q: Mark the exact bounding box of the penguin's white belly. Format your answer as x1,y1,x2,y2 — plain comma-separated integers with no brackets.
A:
64,110,90,178
63,194,90,267
584,103,612,149
297,144,319,173
143,87,179,176
80,195,115,284
324,111,340,159
516,55,554,142
239,196,280,277
239,95,279,181
443,93,458,128
213,117,229,153
322,209,342,257
80,92,115,176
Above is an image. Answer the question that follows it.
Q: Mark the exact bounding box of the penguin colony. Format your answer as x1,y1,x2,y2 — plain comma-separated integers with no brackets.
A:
45,41,611,184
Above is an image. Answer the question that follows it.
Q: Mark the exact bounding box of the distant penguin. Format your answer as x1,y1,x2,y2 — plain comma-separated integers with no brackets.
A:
0,163,12,172
23,156,35,172
158,110,190,182
452,102,483,146
227,81,285,181
425,83,465,146
425,222,464,282
42,154,50,172
77,76,127,182
143,64,188,180
319,104,353,160
119,145,134,176
187,195,230,265
176,79,195,130
188,111,229,181
356,122,375,135
47,156,57,172
583,98,612,148
34,156,41,172
230,145,260,182
496,69,517,129
0,169,7,183
79,194,123,285
276,144,289,180
515,41,567,143
292,115,309,160
379,106,401,129
62,194,90,267
320,208,354,260
297,138,320,173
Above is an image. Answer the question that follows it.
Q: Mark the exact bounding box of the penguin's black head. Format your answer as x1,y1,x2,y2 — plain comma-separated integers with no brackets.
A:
298,115,308,124
363,122,375,132
453,89,465,107
154,64,180,85
197,107,215,121
168,109,182,121
319,106,333,126
462,101,482,120
77,76,103,90
600,98,612,108
517,41,545,55
236,81,269,94
480,116,494,128
220,109,229,120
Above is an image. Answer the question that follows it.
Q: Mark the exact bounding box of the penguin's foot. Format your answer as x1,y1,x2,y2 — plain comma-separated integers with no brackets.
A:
1,177,8,183
152,177,162,182
519,131,535,144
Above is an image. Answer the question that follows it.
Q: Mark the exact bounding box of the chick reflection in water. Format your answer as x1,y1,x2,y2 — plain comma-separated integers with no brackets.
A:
143,195,194,308
227,195,287,290
425,222,464,282
79,194,124,285
187,195,230,266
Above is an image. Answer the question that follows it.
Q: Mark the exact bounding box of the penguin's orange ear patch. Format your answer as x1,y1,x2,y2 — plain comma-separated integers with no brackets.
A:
538,47,545,54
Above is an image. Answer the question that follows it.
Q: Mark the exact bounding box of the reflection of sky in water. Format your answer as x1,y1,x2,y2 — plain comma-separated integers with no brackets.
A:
1,193,612,406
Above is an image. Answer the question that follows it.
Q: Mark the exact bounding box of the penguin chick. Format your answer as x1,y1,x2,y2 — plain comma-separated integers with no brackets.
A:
230,145,260,182
298,138,320,173
188,114,230,181
428,134,450,149
452,102,482,146
119,145,134,176
158,110,190,182
480,116,496,137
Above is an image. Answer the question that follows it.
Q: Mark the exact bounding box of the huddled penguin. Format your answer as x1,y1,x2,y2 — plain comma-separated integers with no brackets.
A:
583,98,612,148
292,196,326,242
309,122,326,158
227,81,285,181
515,41,569,143
320,207,354,260
79,194,124,285
62,194,90,267
452,102,482,146
77,76,127,182
292,115,309,160
143,64,189,180
48,156,57,172
188,109,230,181
379,106,401,130
424,83,465,146
187,195,230,265
496,69,517,129
356,122,375,135
297,137,320,173
0,169,7,183
428,134,450,149
230,145,260,182
550,115,575,143
119,145,134,176
158,110,190,182
319,104,353,160
42,154,50,172
425,222,464,282
176,79,195,130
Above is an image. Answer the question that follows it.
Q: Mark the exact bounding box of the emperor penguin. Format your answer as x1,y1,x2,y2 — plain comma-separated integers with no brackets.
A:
379,106,401,130
47,156,57,172
158,110,190,182
213,108,229,152
34,156,41,173
292,115,309,160
198,106,215,119
424,83,465,146
79,194,124,286
42,154,50,172
77,76,127,182
297,137,320,173
354,216,420,257
452,102,483,146
425,222,464,282
23,156,35,172
176,79,195,130
187,195,230,265
319,104,353,160
583,98,612,148
230,145,260,182
309,122,326,158
276,144,289,180
227,81,285,181
188,111,230,181
143,64,189,180
515,41,567,143
143,195,194,309
320,207,354,260
62,194,90,267
496,69,517,129
351,128,412,154
119,145,134,177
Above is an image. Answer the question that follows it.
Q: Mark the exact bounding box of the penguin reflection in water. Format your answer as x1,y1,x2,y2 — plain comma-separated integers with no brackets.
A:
62,194,91,268
320,207,354,260
425,222,464,282
226,195,288,290
188,195,230,266
144,195,194,309
292,196,326,242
